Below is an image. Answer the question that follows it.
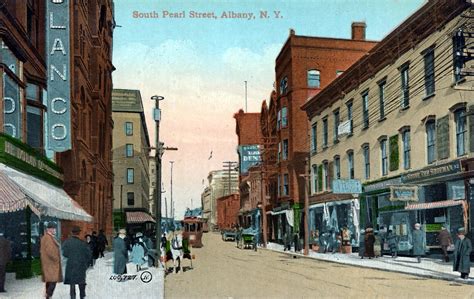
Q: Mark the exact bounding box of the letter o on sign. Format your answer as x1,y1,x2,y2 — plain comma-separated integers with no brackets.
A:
52,124,67,140
4,97,15,114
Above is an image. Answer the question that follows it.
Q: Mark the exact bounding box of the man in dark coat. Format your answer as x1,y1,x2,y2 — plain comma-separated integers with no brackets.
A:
113,229,128,274
0,232,12,293
437,226,453,262
97,230,108,258
453,227,472,279
62,226,92,299
364,227,375,258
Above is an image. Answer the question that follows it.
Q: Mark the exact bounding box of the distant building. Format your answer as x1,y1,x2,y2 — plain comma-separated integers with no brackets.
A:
112,89,152,230
201,186,212,224
217,194,240,230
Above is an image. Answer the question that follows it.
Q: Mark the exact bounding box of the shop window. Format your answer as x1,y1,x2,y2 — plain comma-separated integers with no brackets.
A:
311,123,317,153
380,139,388,176
347,151,354,179
454,108,467,156
426,120,436,164
423,48,435,97
307,69,320,88
323,117,328,147
362,91,369,129
127,192,134,206
333,109,340,143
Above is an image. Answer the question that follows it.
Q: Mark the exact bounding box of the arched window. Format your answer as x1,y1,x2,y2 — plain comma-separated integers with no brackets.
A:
307,69,320,88
454,108,467,156
426,120,436,164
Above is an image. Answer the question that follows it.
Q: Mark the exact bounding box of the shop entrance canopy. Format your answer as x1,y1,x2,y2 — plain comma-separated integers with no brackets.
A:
0,163,92,222
405,199,464,211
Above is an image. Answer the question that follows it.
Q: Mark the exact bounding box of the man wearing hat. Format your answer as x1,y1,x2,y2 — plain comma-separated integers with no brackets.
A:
113,229,128,275
62,226,92,299
0,232,11,293
453,227,472,279
40,222,62,299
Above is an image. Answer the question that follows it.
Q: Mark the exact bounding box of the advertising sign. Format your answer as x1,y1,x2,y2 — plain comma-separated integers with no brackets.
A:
401,160,461,183
338,120,352,136
389,186,418,202
332,179,362,194
239,144,260,174
46,0,71,152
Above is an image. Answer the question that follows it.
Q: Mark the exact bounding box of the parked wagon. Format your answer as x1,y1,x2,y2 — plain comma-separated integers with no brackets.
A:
236,228,258,251
221,229,237,241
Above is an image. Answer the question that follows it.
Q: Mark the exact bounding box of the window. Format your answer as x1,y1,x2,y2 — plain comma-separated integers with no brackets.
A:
277,175,281,197
378,80,386,120
283,174,289,196
381,139,388,175
127,168,134,184
278,142,281,162
125,122,133,136
281,107,288,128
347,151,354,179
323,117,328,147
400,65,409,108
424,48,435,96
126,144,134,157
453,28,465,83
346,101,353,134
312,164,318,194
307,70,320,88
27,106,42,149
127,192,135,206
334,156,341,179
455,108,467,156
280,76,288,94
426,120,436,164
333,109,340,143
311,123,317,153
323,161,329,191
282,139,288,160
363,145,370,179
362,91,369,129
402,130,411,169
277,110,281,130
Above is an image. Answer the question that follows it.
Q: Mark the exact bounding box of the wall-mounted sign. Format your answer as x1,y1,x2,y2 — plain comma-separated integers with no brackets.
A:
338,120,352,136
364,176,402,193
238,145,260,174
401,160,461,183
46,0,71,152
390,186,418,202
332,179,362,194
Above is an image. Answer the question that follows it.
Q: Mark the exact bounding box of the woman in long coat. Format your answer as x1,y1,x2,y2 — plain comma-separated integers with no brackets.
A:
131,237,146,272
412,223,425,263
358,229,366,259
364,228,375,258
453,228,472,279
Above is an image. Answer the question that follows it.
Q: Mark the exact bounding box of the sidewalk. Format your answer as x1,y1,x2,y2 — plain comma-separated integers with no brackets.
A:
265,242,474,285
1,252,164,299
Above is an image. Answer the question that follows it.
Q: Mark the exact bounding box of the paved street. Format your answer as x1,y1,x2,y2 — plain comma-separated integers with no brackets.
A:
165,233,474,299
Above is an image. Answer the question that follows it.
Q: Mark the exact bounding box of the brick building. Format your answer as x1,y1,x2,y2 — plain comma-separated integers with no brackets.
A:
302,0,473,253
56,1,116,238
264,26,378,245
216,193,240,230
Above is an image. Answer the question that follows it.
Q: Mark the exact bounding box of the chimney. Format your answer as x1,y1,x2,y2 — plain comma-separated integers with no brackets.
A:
351,22,366,40
289,28,295,36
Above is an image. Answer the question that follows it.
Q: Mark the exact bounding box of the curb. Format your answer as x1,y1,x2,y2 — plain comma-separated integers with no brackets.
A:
260,246,474,285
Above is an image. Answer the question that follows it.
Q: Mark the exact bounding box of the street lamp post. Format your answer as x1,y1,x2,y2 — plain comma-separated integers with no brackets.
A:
151,95,164,267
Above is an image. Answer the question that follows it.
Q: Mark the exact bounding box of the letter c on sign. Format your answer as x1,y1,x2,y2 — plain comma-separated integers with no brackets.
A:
4,97,15,114
51,97,67,114
52,124,67,140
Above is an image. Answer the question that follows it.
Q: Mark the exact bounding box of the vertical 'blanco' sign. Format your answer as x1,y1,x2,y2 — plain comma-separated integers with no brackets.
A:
46,0,71,151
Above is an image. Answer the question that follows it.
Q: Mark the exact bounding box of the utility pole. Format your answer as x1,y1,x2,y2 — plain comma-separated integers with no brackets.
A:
300,158,310,256
222,161,238,196
170,161,174,221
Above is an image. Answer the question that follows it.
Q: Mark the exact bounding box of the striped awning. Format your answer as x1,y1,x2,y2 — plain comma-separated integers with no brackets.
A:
0,163,92,222
405,200,464,211
126,211,156,224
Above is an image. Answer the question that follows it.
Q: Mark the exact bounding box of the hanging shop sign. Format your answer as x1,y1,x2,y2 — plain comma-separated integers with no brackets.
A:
389,186,418,202
46,0,71,152
332,179,362,194
238,144,261,174
364,176,402,193
401,160,461,183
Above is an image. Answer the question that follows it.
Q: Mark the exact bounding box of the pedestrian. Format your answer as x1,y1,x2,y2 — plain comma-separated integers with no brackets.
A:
0,232,11,293
437,226,453,262
364,227,375,259
412,223,425,263
113,229,128,275
40,222,63,299
283,229,292,251
358,229,366,259
131,233,147,272
386,230,399,258
97,229,108,258
171,231,184,274
91,231,99,263
374,231,382,258
62,226,92,299
453,227,472,279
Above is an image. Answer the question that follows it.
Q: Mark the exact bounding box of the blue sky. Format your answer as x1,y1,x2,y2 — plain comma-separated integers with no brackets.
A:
112,0,425,219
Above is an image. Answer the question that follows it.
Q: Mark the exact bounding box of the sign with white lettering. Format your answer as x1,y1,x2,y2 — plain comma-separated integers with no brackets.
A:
390,186,418,202
46,0,71,151
239,145,261,174
338,120,351,136
332,179,362,194
401,160,461,183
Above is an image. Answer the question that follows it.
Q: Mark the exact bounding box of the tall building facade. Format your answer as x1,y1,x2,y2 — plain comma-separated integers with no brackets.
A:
303,0,473,252
204,169,239,227
263,26,378,244
111,89,151,229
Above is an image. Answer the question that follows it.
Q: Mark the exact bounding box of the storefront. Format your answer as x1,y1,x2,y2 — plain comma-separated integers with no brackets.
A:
0,134,92,278
269,203,291,244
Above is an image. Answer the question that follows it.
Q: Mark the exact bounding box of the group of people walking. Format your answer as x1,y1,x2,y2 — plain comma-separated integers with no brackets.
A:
113,229,155,275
